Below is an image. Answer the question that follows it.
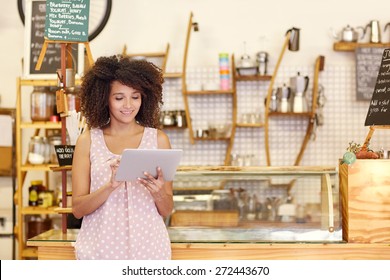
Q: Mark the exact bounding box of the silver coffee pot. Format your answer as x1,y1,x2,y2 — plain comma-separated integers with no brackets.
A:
290,72,309,113
363,20,381,43
277,84,291,113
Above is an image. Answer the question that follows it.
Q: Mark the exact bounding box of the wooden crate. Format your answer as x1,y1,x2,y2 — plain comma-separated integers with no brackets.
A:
339,159,390,243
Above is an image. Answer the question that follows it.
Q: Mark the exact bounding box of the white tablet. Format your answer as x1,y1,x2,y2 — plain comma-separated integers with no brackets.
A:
115,149,182,181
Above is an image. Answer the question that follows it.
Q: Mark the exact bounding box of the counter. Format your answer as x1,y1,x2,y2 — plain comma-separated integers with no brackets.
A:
27,229,390,260
26,165,390,259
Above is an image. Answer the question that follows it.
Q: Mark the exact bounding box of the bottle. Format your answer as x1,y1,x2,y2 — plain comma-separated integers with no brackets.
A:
246,193,256,220
175,110,187,128
29,180,44,206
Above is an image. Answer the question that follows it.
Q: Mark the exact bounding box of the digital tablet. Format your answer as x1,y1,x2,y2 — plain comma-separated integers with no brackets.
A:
115,149,182,181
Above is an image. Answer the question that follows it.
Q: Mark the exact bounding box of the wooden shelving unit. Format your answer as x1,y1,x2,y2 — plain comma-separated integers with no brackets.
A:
122,43,184,80
178,18,326,168
16,72,83,258
15,78,64,259
181,54,237,165
229,58,271,165
264,55,325,166
180,13,237,165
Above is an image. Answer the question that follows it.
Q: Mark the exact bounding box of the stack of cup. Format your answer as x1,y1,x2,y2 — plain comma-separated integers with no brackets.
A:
219,53,230,90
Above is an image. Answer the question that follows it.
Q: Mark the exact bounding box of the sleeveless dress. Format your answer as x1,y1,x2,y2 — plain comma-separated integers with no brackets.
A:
75,127,172,260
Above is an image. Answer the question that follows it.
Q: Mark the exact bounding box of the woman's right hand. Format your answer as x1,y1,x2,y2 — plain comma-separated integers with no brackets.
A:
108,158,124,189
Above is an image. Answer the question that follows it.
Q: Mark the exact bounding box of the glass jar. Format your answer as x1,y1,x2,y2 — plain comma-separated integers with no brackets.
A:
28,136,47,165
31,86,55,121
211,189,235,210
38,190,54,208
48,134,62,164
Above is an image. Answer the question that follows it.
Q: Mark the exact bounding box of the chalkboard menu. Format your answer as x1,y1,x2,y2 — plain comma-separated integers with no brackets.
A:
364,48,390,126
24,0,83,78
44,0,90,42
356,47,386,100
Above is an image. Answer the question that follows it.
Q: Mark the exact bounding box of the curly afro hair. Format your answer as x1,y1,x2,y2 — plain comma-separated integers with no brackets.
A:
79,55,164,129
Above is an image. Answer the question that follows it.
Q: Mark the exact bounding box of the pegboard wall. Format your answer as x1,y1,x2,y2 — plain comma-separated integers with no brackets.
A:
162,63,390,167
163,62,376,213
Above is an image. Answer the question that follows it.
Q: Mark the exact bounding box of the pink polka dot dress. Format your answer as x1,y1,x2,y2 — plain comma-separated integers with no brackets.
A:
75,127,172,260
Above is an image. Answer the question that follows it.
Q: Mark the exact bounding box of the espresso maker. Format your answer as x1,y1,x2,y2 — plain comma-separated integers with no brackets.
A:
290,72,309,113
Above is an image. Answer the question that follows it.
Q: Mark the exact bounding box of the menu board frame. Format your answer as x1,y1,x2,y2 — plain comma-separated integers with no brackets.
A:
23,0,85,79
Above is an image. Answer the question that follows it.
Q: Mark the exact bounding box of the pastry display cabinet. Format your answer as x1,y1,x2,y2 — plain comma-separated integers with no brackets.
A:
168,165,341,243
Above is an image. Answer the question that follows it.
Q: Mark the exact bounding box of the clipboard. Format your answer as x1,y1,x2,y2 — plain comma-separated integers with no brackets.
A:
115,149,182,181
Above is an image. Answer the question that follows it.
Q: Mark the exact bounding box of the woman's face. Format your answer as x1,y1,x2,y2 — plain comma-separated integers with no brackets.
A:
108,81,142,124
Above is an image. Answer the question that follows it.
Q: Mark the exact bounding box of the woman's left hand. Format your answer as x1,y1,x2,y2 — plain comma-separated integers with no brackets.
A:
138,167,167,201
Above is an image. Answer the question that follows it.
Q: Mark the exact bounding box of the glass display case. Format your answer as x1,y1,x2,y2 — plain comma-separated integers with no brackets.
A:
168,165,342,243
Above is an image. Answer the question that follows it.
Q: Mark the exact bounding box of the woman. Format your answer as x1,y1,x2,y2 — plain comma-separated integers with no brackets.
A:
72,55,173,260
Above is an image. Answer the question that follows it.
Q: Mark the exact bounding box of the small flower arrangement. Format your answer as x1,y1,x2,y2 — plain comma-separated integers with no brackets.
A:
346,141,362,154
344,141,379,161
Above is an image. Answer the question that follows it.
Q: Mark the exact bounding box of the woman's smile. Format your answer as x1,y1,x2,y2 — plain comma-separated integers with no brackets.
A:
109,81,142,122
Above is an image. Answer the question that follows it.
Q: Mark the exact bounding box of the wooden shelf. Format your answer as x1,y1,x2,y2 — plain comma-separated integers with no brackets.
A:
54,207,72,214
268,112,313,117
20,78,81,86
164,72,182,79
235,74,272,81
333,42,390,52
21,206,59,215
193,136,231,141
161,126,187,130
50,165,72,172
21,164,59,171
184,89,234,95
124,51,166,57
235,123,265,128
20,121,61,129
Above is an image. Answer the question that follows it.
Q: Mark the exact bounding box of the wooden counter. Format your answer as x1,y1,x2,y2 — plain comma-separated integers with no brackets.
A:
27,229,390,260
26,229,76,260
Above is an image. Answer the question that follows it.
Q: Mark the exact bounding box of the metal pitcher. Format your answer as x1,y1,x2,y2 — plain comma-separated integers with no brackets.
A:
286,27,300,51
363,20,381,43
